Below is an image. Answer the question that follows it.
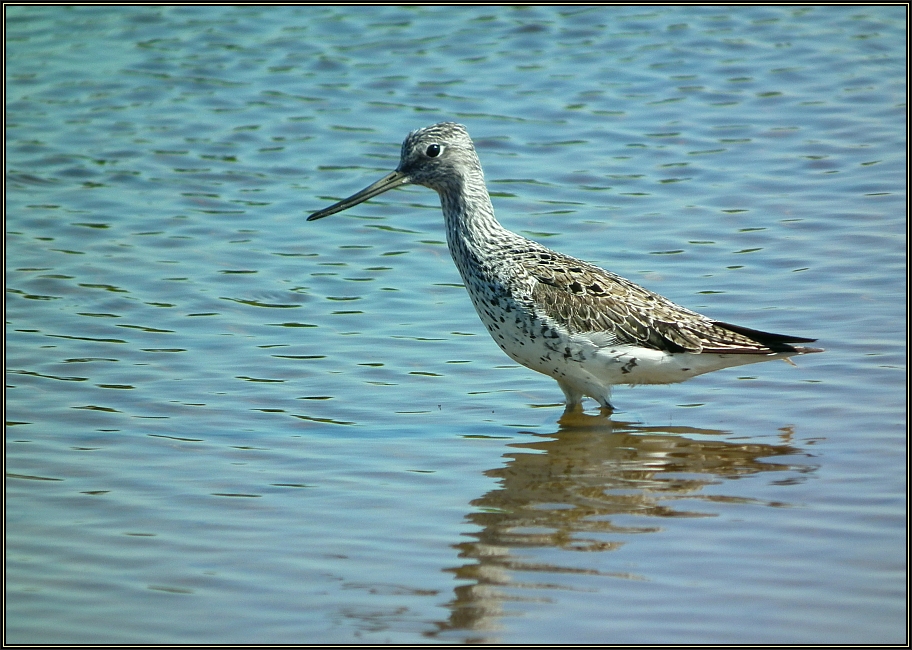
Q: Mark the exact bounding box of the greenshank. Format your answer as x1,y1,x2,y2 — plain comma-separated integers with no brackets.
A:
308,122,822,411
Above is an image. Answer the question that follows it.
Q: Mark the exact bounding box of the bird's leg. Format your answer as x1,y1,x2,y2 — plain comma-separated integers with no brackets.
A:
557,380,584,410
595,392,615,414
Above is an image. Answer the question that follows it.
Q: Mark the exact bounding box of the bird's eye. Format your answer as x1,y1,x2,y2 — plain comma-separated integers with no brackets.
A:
425,143,442,158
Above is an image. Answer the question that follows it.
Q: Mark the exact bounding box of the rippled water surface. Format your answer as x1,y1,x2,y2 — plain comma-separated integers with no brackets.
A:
6,6,906,644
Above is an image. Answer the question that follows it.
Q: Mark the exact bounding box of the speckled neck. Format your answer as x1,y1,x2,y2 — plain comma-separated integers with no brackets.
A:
437,160,519,278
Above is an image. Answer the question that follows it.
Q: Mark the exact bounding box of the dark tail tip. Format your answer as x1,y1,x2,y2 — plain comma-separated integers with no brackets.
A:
716,321,820,353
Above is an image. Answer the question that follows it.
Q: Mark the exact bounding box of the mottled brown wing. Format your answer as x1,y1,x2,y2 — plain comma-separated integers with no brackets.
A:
524,249,814,354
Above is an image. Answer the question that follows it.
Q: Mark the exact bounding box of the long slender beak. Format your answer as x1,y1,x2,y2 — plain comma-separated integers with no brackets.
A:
307,170,411,221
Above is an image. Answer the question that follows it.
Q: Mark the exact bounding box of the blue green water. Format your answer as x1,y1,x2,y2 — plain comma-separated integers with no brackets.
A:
6,5,906,643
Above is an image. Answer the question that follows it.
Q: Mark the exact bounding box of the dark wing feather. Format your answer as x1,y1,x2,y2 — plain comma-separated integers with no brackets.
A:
523,249,818,355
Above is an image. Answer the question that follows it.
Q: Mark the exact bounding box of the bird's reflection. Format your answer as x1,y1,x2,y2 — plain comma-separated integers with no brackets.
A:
429,415,816,640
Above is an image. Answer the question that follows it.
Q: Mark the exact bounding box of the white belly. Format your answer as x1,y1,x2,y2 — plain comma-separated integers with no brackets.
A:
473,295,787,407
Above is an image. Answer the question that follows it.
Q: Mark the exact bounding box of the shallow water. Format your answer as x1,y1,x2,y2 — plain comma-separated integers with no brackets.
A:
6,5,906,644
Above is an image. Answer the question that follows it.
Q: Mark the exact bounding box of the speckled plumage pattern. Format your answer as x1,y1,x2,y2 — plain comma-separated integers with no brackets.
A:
308,122,822,410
